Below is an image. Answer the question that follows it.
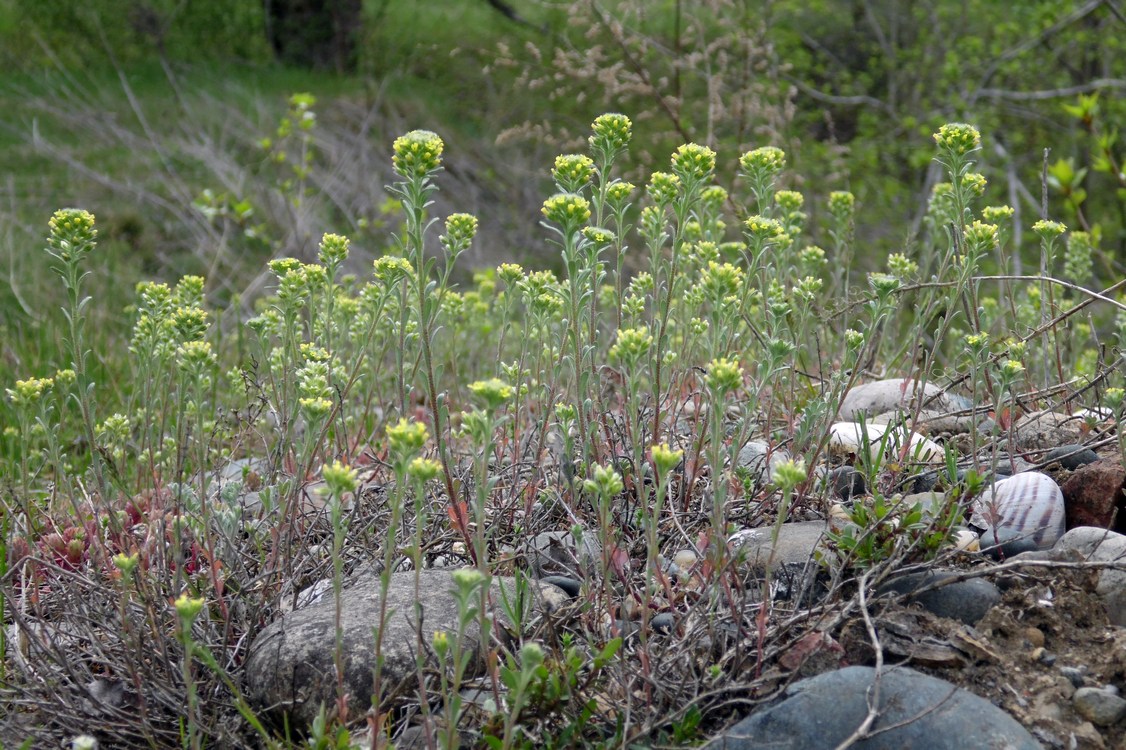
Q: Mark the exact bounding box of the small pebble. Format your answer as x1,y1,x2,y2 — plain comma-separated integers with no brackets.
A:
673,549,699,571
540,575,581,597
650,612,675,633
1037,650,1056,667
1022,627,1045,649
1059,666,1088,689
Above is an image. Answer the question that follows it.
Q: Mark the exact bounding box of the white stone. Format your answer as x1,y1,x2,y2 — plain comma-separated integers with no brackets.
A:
828,421,945,464
971,472,1065,551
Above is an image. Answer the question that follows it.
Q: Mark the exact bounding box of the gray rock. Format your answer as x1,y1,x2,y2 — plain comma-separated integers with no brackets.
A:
650,612,676,633
1052,527,1126,626
735,441,789,485
978,526,1042,560
729,521,827,568
840,379,961,419
702,666,1042,749
877,570,1001,625
1072,686,1126,726
1043,444,1099,471
911,408,983,436
524,530,601,578
1059,666,1088,689
729,522,828,605
1012,410,1085,451
244,569,556,728
540,575,580,597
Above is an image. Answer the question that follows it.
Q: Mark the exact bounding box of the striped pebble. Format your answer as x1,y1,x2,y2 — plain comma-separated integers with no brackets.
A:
970,472,1065,551
828,421,944,465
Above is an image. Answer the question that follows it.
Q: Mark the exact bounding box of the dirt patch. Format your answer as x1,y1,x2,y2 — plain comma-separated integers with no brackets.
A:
840,560,1126,749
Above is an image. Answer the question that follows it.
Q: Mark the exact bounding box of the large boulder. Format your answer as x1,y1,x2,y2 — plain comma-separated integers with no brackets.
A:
702,666,1042,749
244,568,559,728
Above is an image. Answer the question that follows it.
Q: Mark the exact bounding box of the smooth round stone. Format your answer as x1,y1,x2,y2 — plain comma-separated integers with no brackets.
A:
701,666,1042,750
729,521,828,568
827,466,866,500
978,525,1044,560
650,612,676,633
903,470,940,493
877,570,1000,625
540,575,581,597
1042,444,1099,471
952,528,980,552
1059,666,1088,689
1052,527,1126,626
735,441,790,484
1073,686,1126,726
970,472,1065,552
672,549,699,570
828,421,944,464
840,379,961,419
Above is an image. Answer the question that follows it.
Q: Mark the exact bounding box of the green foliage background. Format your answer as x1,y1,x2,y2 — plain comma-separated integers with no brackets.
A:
0,0,1123,399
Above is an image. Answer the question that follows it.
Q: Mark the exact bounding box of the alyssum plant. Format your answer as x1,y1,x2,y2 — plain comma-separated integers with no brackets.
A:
1,113,1123,748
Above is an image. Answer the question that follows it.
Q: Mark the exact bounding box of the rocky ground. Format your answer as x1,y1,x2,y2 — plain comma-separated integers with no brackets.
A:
4,379,1125,749
240,380,1126,749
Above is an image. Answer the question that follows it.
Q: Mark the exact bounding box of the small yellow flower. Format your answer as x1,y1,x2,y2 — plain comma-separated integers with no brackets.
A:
174,593,206,625
982,205,1015,223
651,443,684,475
322,459,359,496
739,146,786,176
374,255,413,283
318,233,350,267
468,378,514,411
963,221,999,254
605,181,635,210
392,130,444,178
609,327,653,367
552,154,595,191
589,113,632,155
743,215,786,243
583,463,624,497
113,552,140,579
773,458,808,490
443,213,479,247
705,357,743,394
828,191,855,220
47,208,97,261
387,418,430,456
407,457,442,482
541,193,591,226
671,143,716,182
774,190,804,212
7,377,53,407
1032,219,1067,240
933,123,981,156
